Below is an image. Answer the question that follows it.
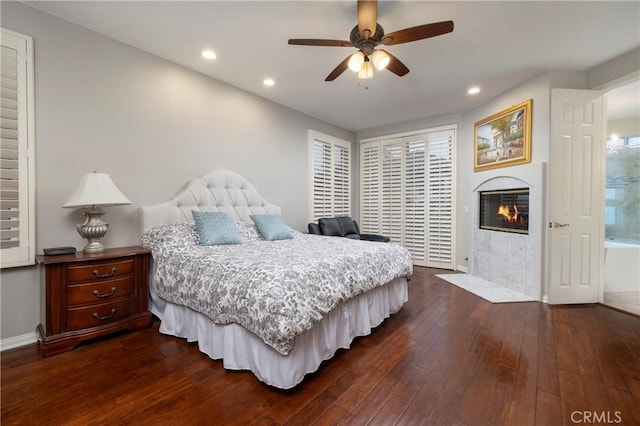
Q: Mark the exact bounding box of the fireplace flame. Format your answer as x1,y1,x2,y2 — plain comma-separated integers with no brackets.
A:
497,204,519,223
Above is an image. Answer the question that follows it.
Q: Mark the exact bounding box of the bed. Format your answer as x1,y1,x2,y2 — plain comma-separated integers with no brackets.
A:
139,170,413,389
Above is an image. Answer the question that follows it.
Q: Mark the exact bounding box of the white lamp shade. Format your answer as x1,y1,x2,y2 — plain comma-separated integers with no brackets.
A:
63,172,131,208
348,51,365,72
371,50,390,70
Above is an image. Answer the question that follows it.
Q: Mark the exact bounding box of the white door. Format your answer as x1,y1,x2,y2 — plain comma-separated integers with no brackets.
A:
548,89,604,304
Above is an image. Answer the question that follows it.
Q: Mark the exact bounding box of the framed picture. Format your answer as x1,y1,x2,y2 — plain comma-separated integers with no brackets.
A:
474,99,532,172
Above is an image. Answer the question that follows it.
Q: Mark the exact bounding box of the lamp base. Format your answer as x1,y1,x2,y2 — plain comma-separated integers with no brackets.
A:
76,207,109,253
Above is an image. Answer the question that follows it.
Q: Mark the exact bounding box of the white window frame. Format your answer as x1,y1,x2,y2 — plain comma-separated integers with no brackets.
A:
307,130,352,222
1,28,36,268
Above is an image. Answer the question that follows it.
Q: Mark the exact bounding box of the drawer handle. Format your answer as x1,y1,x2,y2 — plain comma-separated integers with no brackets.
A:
92,309,116,321
92,287,116,299
93,267,116,278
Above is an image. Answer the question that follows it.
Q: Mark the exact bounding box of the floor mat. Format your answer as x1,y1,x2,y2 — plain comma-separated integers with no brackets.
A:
436,273,538,303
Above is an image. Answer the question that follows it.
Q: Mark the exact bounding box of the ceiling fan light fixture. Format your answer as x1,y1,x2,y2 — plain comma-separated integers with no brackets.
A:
348,51,365,72
288,0,454,81
371,50,390,70
358,60,373,79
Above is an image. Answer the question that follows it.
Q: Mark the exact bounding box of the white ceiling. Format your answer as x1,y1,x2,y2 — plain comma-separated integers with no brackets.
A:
26,1,640,132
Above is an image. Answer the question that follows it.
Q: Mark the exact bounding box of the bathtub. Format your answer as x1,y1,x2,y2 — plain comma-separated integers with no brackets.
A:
604,241,640,292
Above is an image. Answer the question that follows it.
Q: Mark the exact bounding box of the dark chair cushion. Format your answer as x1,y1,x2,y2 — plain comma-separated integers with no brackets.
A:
312,216,389,242
308,223,321,235
360,233,391,243
343,233,361,240
336,217,358,235
318,218,343,236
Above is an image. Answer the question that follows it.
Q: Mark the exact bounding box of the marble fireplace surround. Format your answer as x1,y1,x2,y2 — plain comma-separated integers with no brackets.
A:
470,162,546,300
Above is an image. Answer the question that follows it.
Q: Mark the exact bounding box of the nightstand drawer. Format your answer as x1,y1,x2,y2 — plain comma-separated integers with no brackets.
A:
67,297,135,331
67,276,135,306
67,259,135,283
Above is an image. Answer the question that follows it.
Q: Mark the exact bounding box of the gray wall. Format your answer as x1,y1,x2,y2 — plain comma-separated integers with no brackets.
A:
608,117,640,137
589,47,640,89
0,2,354,341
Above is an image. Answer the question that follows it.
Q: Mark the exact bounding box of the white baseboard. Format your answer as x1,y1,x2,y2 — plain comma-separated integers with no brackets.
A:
456,265,469,273
0,331,38,352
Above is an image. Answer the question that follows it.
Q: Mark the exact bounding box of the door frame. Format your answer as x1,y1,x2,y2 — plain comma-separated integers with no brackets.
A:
597,76,640,305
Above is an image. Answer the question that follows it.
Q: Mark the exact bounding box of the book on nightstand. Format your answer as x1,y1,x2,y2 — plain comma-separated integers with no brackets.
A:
43,246,77,256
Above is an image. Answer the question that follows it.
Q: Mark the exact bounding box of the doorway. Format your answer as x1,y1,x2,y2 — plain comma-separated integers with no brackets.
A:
602,79,640,315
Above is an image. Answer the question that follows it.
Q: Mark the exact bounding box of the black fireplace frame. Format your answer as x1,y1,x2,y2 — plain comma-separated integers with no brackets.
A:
479,188,530,235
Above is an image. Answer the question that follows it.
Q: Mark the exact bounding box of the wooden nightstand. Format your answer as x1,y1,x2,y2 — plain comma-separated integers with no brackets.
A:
36,246,152,357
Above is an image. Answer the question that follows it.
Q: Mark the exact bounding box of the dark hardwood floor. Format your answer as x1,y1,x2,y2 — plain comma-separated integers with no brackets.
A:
2,267,639,425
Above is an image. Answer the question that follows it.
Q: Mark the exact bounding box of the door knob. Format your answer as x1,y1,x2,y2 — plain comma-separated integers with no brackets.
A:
550,222,570,228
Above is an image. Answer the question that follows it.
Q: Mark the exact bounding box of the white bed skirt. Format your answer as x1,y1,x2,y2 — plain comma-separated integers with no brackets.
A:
150,277,408,389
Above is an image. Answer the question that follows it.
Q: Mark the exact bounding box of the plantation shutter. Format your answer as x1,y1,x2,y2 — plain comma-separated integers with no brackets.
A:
359,142,381,233
308,130,351,222
427,130,455,269
311,140,333,220
404,135,427,265
332,143,350,217
381,139,403,243
359,127,455,269
1,44,20,249
1,29,35,268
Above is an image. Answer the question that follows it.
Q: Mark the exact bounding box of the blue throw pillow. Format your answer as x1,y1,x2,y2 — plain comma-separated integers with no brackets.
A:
192,211,242,245
250,214,293,241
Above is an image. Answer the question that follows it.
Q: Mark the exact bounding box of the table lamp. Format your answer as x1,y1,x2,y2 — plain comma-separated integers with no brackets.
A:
63,172,131,253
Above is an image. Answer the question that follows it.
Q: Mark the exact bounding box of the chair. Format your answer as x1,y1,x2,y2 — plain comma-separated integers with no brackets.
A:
308,217,390,242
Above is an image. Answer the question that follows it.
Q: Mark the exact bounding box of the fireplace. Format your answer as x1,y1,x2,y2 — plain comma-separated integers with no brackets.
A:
479,188,529,234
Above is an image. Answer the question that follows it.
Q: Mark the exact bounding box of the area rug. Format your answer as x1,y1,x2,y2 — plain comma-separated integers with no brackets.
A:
436,273,538,303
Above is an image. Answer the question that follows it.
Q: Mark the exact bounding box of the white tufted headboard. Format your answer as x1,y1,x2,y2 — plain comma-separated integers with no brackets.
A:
139,170,281,235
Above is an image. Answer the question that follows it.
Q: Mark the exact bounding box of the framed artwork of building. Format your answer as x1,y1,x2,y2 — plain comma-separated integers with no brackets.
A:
474,99,532,171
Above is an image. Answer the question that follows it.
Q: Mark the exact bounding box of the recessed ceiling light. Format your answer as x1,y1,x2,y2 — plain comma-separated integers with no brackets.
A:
467,86,481,95
263,78,275,87
201,50,216,60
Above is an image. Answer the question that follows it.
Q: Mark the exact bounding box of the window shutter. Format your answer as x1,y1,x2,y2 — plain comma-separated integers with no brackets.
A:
308,131,351,222
404,135,427,264
427,130,455,269
359,142,381,234
1,45,20,249
332,143,350,217
360,127,455,269
1,29,35,268
311,139,333,221
381,139,404,244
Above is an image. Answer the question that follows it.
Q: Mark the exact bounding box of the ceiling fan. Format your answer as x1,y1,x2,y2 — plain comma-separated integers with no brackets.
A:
288,0,454,81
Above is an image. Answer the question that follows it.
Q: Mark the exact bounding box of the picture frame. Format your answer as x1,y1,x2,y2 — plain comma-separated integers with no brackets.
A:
474,99,532,172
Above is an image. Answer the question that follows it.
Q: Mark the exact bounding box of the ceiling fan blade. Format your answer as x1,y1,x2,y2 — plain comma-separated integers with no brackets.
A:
325,55,352,81
357,0,378,37
382,21,454,46
288,39,353,47
385,51,410,77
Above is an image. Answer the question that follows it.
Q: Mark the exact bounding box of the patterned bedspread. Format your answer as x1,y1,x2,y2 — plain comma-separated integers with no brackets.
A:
140,222,413,355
